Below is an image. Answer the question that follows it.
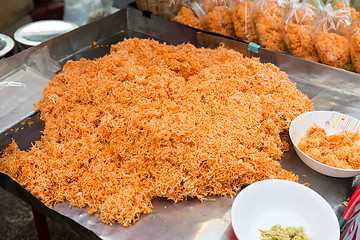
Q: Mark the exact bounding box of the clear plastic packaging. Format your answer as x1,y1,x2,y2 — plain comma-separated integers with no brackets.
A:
283,1,320,62
232,0,258,42
337,2,359,26
350,22,360,73
251,0,290,52
169,0,235,36
0,46,60,133
204,5,234,36
168,0,208,30
64,0,114,26
168,0,191,19
172,5,206,29
311,3,353,69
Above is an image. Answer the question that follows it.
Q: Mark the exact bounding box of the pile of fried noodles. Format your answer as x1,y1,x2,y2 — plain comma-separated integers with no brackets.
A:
0,38,313,226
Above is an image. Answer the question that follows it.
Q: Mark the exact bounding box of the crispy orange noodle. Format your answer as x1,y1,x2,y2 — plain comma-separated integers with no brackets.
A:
298,124,360,170
0,38,313,226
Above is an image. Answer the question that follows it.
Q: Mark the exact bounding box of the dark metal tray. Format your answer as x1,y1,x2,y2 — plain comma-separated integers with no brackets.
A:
1,6,359,240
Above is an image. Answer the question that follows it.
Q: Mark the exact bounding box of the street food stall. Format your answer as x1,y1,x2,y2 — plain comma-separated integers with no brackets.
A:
1,3,360,240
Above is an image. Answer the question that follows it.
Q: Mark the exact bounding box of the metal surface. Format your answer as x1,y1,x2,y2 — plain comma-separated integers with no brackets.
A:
0,6,360,240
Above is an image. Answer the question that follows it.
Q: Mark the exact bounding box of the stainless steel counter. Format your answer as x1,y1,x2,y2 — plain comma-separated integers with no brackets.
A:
0,6,359,240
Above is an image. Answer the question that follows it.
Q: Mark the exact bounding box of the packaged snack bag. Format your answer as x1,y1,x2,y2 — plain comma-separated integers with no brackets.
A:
312,3,353,69
350,22,360,73
252,0,289,52
172,6,206,29
204,5,235,36
169,0,209,29
170,0,235,37
232,0,258,43
283,1,320,62
337,3,359,24
198,0,216,13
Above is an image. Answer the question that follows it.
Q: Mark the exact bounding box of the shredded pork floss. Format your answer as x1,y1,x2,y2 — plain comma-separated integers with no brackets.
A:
0,38,313,226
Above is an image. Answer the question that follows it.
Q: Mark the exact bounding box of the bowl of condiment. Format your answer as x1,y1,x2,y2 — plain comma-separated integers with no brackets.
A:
231,179,340,240
289,111,360,178
0,33,14,57
14,20,78,48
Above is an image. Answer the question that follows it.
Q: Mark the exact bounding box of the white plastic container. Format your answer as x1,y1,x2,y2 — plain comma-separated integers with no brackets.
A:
231,179,340,240
289,111,360,178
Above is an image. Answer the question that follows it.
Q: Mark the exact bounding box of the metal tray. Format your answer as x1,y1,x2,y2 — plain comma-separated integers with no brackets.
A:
1,6,360,240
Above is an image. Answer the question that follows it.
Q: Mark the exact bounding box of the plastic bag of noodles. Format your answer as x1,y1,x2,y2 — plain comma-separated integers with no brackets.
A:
283,0,320,62
350,21,360,73
336,0,360,72
203,0,235,36
169,0,234,36
251,0,290,52
336,1,359,26
169,0,206,29
311,2,353,69
231,0,258,43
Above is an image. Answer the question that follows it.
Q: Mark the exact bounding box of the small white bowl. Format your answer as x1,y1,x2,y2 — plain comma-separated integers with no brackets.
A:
0,33,14,57
289,111,360,178
231,179,340,240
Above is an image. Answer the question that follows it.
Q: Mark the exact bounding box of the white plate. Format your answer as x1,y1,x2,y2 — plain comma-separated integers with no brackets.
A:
0,33,14,57
231,179,340,240
289,111,360,178
14,20,78,47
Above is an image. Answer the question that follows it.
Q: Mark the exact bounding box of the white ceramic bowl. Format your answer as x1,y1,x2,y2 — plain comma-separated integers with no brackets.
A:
289,111,360,178
0,33,14,57
231,179,340,240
